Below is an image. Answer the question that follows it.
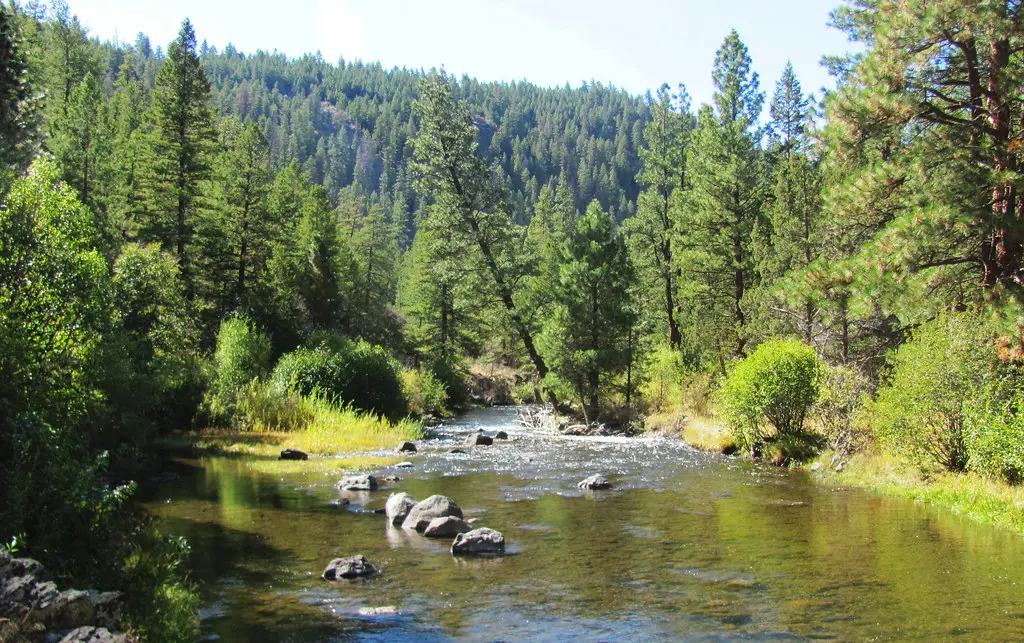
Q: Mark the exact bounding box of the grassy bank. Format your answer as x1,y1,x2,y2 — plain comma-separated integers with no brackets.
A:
649,411,737,454
663,411,1024,537
816,450,1024,536
158,402,423,475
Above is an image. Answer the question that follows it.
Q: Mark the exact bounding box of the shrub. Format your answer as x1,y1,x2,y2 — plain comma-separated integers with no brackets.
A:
271,340,407,419
430,358,470,409
402,368,448,417
873,312,995,473
815,364,873,455
721,338,824,450
964,376,1024,483
641,346,686,413
206,317,272,423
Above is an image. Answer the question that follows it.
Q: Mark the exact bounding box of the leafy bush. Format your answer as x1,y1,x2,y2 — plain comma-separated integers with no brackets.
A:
402,368,448,416
815,364,873,455
206,317,272,423
873,313,995,473
271,340,407,419
964,377,1024,483
430,358,470,409
721,338,824,449
640,346,686,413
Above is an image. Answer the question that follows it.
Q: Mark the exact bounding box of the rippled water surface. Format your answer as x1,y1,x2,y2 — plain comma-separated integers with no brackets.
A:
147,407,1024,641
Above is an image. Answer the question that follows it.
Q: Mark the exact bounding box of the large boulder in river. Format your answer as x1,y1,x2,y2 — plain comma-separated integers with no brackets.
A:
397,441,417,453
322,555,376,581
337,474,377,491
423,516,471,538
578,474,612,490
465,431,493,446
57,626,128,643
279,449,308,461
451,528,505,555
401,495,463,531
385,492,416,526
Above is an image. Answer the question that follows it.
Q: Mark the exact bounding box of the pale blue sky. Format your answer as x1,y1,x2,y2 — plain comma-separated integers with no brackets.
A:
69,0,854,106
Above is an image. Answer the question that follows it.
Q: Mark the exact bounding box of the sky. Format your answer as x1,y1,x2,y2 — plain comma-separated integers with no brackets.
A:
66,0,855,107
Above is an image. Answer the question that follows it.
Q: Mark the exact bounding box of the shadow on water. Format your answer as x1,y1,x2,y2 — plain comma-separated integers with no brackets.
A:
147,407,1024,642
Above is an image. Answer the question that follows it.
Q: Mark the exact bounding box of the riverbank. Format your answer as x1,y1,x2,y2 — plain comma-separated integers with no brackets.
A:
815,450,1024,536
669,415,1024,537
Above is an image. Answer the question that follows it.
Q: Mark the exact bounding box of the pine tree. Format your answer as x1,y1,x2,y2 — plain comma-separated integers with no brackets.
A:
50,72,111,217
108,54,149,239
412,72,549,379
539,201,636,419
142,19,216,289
196,119,273,314
680,30,764,360
627,83,694,349
0,4,36,187
824,0,1024,328
41,0,94,124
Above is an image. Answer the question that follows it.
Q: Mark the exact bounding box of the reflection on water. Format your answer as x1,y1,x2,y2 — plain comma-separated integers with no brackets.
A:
148,407,1024,641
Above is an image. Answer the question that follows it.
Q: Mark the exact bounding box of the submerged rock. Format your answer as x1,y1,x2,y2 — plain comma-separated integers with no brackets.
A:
385,492,416,526
402,495,463,531
423,516,471,538
383,475,401,482
337,474,378,491
279,449,308,461
448,448,467,454
494,431,509,440
578,474,612,490
358,605,399,616
451,528,505,555
398,441,417,453
396,461,415,468
322,555,376,581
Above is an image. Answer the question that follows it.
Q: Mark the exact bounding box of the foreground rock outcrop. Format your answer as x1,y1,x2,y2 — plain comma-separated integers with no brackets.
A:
0,551,128,642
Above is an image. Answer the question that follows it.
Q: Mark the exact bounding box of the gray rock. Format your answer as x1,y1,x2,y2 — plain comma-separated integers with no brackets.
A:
398,441,417,453
402,495,463,531
337,474,378,491
54,589,95,629
494,431,509,440
396,461,414,468
322,555,376,581
578,474,612,490
423,516,471,538
88,591,121,629
383,475,401,482
451,528,505,555
465,432,493,446
279,448,308,461
56,626,128,643
358,605,399,616
385,492,416,526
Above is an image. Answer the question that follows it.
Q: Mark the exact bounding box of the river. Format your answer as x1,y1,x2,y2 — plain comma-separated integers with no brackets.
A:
147,407,1024,641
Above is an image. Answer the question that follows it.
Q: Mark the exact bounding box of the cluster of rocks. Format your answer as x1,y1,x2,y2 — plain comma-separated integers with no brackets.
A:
0,551,128,642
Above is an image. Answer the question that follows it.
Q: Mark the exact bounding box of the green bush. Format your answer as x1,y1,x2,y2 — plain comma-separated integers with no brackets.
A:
402,368,448,416
429,358,470,409
964,377,1024,483
721,338,824,449
271,340,407,419
206,317,272,423
815,364,872,455
873,312,995,473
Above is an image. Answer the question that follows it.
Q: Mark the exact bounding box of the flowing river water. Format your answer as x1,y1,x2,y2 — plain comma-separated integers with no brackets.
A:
147,407,1024,641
